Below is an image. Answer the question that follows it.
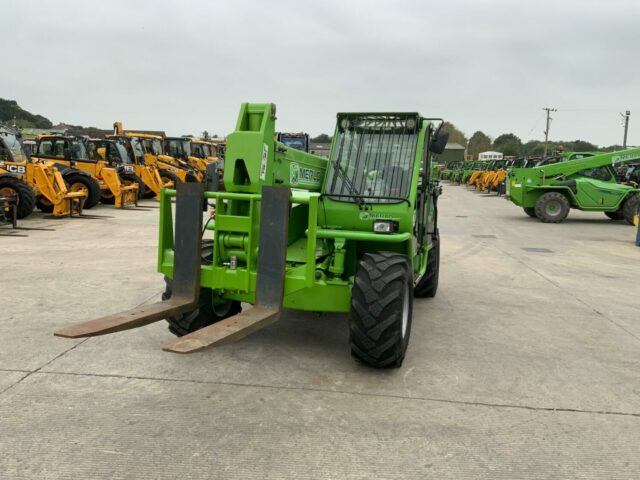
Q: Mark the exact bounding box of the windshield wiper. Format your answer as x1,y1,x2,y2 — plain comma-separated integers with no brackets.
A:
332,159,365,208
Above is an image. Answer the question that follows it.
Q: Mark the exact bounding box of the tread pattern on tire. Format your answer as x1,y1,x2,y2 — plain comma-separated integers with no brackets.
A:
622,193,640,225
350,252,412,368
414,233,439,298
66,174,101,209
0,176,35,219
534,191,570,223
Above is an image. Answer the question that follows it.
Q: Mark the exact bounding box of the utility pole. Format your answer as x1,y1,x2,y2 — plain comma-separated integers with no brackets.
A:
543,107,557,157
621,110,631,148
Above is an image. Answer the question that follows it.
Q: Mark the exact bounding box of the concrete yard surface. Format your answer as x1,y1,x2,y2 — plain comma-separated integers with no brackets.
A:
1,186,639,479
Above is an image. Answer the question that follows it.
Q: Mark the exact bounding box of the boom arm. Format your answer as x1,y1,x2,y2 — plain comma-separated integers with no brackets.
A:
538,148,640,178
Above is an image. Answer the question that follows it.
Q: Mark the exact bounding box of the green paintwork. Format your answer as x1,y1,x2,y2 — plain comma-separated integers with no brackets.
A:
158,103,440,313
508,148,640,211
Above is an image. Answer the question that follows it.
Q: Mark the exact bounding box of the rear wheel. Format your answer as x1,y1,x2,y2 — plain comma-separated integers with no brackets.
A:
163,240,242,336
622,193,640,225
414,232,440,298
523,207,537,218
66,174,101,209
349,252,413,368
0,176,35,219
534,192,569,223
605,210,625,221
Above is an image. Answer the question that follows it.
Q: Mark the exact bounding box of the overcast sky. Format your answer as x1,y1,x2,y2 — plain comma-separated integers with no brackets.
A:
3,0,639,146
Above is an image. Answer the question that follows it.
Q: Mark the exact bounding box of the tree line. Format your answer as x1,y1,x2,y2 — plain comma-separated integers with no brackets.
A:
442,122,623,159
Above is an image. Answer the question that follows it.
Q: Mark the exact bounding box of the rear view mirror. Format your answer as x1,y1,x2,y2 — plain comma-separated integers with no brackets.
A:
429,130,449,154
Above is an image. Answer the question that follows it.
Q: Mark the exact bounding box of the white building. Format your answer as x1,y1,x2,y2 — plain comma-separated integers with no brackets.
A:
478,151,503,161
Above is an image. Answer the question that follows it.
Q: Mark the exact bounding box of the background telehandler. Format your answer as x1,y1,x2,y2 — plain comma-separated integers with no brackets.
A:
56,103,447,368
0,126,85,217
508,149,640,223
112,124,203,186
34,135,138,209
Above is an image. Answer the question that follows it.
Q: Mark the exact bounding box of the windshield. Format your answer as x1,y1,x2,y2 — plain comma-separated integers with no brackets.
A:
115,142,133,163
191,143,205,158
141,138,163,155
129,137,145,162
0,132,29,163
325,114,419,203
165,139,191,158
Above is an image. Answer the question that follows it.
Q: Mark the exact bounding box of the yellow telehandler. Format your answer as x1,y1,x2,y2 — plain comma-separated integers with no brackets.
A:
33,135,138,208
112,123,202,186
1,126,85,217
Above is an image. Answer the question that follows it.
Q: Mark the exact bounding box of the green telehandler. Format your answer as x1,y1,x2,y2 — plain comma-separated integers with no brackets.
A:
508,149,640,223
55,103,447,367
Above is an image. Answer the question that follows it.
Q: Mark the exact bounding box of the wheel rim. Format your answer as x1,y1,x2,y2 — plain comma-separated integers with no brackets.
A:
401,284,409,338
70,183,88,195
161,176,175,188
545,200,561,217
1,186,17,200
212,301,234,317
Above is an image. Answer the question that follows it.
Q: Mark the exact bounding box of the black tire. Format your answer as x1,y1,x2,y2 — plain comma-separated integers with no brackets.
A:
534,192,570,223
163,240,241,337
36,196,54,213
523,207,537,218
159,169,180,188
186,172,200,183
414,232,439,298
622,193,640,225
349,252,413,368
604,210,625,221
120,173,145,200
66,174,101,209
0,176,35,219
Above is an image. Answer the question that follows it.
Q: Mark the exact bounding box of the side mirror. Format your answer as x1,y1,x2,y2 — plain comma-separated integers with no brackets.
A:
429,130,449,154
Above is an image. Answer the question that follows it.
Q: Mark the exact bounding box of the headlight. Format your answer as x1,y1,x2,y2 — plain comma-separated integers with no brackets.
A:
373,220,397,233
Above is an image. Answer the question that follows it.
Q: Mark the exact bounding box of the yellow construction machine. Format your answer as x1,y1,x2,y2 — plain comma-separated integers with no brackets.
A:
112,123,202,186
105,131,168,199
0,126,85,217
163,136,210,178
33,135,138,208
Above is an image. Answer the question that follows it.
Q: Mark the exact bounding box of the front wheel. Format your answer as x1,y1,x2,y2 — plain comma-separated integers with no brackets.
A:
66,174,101,209
622,193,640,225
120,173,145,200
162,240,241,336
534,192,570,223
523,207,537,218
604,211,625,221
0,176,35,219
349,252,413,368
414,232,439,298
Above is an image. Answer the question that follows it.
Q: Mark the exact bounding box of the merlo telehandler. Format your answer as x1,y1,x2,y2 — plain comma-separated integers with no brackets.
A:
508,149,640,223
0,126,86,217
56,103,447,368
33,135,138,209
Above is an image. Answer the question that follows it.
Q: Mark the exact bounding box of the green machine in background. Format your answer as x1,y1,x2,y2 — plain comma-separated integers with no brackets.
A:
56,103,448,368
508,149,640,223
